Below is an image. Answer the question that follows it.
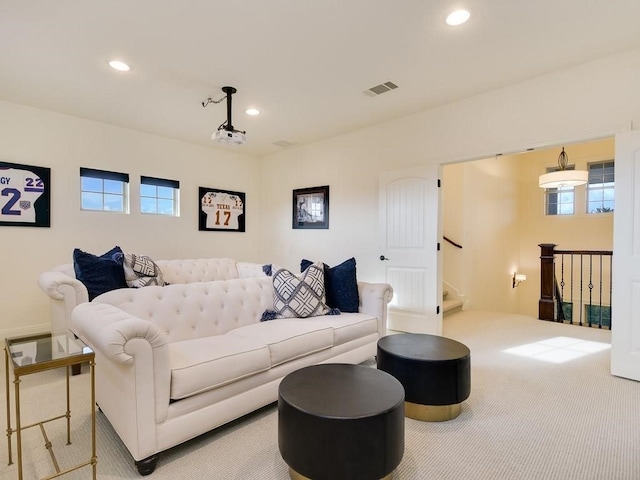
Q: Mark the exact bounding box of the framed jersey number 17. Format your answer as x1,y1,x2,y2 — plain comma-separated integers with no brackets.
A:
198,187,245,232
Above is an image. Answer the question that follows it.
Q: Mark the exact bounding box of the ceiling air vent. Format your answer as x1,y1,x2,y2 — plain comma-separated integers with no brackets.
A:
363,81,398,97
273,140,296,148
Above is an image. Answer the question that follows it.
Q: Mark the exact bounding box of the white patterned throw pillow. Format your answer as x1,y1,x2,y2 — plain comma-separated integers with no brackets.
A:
272,263,330,318
120,252,166,288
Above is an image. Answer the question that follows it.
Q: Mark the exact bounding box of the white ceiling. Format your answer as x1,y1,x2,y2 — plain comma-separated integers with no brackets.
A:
2,0,640,157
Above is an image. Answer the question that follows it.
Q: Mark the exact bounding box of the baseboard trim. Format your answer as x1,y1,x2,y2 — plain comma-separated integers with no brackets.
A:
0,322,50,342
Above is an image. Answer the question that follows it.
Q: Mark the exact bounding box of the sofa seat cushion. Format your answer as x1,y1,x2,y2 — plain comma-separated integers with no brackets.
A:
227,320,334,367
169,335,271,400
308,313,379,346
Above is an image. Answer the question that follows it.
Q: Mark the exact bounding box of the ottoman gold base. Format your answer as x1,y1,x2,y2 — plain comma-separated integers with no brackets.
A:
289,467,393,480
405,401,462,422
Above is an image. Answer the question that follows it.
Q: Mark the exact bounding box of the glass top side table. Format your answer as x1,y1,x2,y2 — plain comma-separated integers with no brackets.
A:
4,332,96,480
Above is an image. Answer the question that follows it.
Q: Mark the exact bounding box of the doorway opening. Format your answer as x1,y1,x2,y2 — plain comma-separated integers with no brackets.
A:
441,137,615,319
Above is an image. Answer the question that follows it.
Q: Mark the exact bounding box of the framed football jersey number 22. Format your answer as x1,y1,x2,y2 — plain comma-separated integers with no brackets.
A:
199,187,245,232
0,161,51,228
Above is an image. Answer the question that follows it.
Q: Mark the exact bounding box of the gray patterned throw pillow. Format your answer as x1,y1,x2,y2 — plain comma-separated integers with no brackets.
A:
272,262,330,318
121,252,166,288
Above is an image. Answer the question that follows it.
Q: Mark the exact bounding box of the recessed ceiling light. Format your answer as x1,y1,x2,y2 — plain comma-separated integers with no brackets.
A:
245,108,260,116
108,60,130,72
446,9,470,26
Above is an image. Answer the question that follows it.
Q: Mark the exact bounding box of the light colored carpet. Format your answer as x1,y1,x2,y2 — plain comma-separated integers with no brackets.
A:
1,310,638,479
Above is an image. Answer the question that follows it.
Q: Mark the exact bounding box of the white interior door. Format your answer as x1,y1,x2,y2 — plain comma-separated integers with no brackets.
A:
611,129,640,380
379,165,441,335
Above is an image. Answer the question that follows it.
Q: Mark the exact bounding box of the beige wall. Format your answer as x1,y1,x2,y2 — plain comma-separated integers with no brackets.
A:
442,155,521,313
2,47,640,338
441,139,614,317
0,100,262,337
517,139,614,317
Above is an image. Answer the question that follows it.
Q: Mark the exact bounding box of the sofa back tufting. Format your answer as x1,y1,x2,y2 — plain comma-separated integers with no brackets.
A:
154,258,240,284
93,276,275,343
39,257,269,335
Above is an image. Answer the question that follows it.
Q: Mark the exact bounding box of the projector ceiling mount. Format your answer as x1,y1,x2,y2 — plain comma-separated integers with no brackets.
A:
201,86,246,145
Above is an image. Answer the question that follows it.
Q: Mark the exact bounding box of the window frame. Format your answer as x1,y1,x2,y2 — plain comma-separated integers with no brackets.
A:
140,176,180,216
544,165,576,216
80,167,129,213
586,160,615,214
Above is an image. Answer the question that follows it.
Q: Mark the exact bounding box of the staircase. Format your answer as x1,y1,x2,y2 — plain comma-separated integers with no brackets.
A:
443,285,464,316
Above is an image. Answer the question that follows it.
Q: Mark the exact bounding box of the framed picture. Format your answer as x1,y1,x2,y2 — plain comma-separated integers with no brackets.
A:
0,161,51,228
293,185,329,229
199,187,245,232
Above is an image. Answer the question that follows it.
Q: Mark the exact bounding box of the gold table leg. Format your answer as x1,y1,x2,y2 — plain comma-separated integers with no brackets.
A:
90,359,97,479
5,347,12,466
66,365,71,445
15,372,22,480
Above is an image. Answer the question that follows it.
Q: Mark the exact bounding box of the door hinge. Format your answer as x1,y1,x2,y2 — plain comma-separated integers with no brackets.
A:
437,179,441,188
437,242,440,251
436,305,440,314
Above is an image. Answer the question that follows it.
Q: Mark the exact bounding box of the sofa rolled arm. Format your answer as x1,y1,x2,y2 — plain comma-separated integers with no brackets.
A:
72,302,172,441
39,270,90,334
72,303,167,365
38,270,88,303
357,282,394,335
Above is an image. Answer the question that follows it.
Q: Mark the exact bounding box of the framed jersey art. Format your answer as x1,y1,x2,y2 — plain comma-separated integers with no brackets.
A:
0,161,51,227
198,187,245,232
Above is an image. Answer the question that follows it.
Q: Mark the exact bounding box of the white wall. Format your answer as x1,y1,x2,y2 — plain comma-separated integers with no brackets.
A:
0,100,261,337
4,47,640,338
260,48,640,308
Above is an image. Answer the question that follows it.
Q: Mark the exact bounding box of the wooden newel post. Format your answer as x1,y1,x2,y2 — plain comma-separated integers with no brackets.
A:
539,243,556,321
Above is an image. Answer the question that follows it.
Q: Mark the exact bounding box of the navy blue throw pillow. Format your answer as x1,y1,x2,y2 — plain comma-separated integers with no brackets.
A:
300,257,360,313
73,246,127,300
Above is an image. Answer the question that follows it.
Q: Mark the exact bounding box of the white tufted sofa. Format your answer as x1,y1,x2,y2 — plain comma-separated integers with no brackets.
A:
38,257,267,335
71,275,393,475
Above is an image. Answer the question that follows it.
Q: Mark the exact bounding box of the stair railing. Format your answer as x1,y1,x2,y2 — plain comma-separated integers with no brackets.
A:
443,236,463,249
539,244,613,328
554,277,565,322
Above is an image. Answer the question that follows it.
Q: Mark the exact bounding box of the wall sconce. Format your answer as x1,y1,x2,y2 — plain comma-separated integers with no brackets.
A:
512,272,527,288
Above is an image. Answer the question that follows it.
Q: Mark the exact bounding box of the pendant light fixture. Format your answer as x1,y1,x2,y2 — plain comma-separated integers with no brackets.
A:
538,147,588,189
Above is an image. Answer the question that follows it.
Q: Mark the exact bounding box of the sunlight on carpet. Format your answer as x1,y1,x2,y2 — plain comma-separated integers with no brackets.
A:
503,336,611,363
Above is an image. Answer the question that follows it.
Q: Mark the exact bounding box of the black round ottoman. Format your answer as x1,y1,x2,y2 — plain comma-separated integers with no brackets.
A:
377,333,470,422
278,364,405,480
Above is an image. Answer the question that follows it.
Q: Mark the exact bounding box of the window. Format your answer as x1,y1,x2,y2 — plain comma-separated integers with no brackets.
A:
140,176,180,216
545,166,575,215
587,161,614,213
80,168,129,212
